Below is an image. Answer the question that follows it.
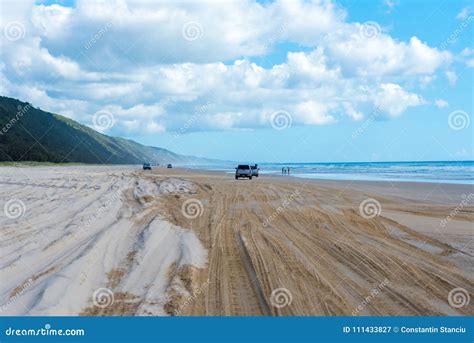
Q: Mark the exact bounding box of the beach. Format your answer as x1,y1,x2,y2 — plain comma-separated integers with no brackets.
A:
0,165,472,316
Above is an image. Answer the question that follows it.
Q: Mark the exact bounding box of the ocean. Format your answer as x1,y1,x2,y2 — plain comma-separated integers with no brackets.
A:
193,161,474,185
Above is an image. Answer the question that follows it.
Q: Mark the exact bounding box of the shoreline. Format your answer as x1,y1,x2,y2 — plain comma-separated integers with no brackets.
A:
1,161,472,186
1,162,472,201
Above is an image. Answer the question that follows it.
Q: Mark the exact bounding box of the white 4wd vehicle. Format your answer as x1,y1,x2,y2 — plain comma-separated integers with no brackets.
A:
235,165,253,179
251,164,259,177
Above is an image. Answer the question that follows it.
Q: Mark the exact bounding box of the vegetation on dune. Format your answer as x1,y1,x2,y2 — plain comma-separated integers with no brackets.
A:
0,96,207,165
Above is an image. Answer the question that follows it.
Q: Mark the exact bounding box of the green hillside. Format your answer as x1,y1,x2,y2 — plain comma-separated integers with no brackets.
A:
0,96,211,165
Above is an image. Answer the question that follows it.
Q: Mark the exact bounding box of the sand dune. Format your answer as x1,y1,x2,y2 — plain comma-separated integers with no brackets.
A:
0,166,472,316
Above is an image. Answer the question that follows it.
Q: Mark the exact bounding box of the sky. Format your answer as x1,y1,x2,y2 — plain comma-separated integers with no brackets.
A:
0,0,472,163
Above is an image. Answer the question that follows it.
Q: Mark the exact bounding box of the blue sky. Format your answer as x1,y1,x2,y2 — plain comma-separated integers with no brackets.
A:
1,0,472,162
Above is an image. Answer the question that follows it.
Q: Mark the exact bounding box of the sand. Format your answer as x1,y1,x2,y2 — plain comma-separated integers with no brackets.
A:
0,166,472,316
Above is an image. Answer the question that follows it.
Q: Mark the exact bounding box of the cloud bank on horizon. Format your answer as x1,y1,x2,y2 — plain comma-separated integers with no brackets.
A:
0,0,472,137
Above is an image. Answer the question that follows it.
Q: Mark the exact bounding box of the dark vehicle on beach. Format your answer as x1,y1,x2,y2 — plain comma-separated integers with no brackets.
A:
143,163,151,170
235,164,252,179
167,164,173,168
251,164,259,177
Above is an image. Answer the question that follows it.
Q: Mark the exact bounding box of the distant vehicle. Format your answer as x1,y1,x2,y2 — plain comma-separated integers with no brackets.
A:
167,164,173,169
250,164,259,178
235,164,252,179
143,163,151,170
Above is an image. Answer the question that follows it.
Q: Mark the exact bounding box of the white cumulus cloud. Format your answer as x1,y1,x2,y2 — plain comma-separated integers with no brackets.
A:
434,99,449,108
0,0,458,135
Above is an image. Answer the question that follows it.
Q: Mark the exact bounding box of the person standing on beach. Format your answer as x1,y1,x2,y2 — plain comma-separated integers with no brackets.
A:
287,167,290,175
282,167,285,175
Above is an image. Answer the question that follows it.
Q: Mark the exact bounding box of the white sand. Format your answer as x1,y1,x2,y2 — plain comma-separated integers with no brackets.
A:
0,166,206,316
